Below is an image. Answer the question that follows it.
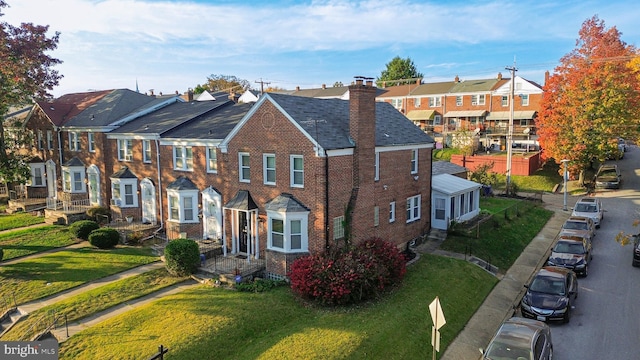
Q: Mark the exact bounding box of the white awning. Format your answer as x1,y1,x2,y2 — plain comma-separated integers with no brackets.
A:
486,111,537,120
443,110,487,118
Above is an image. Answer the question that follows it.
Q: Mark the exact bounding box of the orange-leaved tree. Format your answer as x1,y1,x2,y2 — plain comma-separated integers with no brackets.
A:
537,15,640,177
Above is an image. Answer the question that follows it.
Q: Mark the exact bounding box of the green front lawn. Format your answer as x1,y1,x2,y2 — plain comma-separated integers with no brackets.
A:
441,199,553,271
0,213,45,232
0,247,158,305
0,226,78,260
2,268,188,341
59,255,498,360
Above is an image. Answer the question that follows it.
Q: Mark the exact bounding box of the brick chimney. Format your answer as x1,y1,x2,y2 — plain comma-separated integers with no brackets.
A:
454,75,460,82
322,84,326,89
349,76,376,188
544,70,550,86
497,72,502,80
296,86,300,91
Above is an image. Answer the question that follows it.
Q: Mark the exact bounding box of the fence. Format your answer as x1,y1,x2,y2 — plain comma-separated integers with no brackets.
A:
0,293,17,317
46,198,91,213
147,345,168,360
451,197,542,240
0,183,7,197
20,309,66,341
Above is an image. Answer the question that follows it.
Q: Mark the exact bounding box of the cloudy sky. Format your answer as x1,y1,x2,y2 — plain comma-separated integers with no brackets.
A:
3,0,640,97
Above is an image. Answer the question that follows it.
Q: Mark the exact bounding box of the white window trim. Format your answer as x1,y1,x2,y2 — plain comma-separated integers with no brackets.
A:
374,152,380,181
143,140,152,163
206,147,218,173
267,210,309,253
118,139,133,161
87,165,101,206
88,133,95,152
263,153,276,185
111,178,138,207
456,96,463,106
389,201,396,223
29,163,46,187
520,94,529,106
173,145,193,171
290,154,304,188
62,166,86,193
46,130,54,150
68,132,80,151
410,149,418,174
406,195,421,223
167,189,199,223
239,152,250,183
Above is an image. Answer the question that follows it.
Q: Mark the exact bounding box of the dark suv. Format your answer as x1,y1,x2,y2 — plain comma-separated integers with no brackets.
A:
632,235,640,267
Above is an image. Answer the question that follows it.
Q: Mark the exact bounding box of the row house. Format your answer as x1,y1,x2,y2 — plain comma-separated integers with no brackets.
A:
379,74,544,150
20,78,434,278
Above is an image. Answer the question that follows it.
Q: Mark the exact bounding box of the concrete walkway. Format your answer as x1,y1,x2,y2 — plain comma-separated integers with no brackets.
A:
436,192,575,360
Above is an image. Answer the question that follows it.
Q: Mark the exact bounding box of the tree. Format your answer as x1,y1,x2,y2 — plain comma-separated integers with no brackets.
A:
0,1,62,182
376,56,423,87
193,74,249,95
536,16,640,176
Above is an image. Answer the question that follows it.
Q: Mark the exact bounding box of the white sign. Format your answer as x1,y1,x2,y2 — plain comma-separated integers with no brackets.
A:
431,326,441,352
429,296,446,329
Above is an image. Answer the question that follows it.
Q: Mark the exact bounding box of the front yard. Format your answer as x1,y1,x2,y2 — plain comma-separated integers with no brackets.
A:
0,225,78,261
0,212,45,232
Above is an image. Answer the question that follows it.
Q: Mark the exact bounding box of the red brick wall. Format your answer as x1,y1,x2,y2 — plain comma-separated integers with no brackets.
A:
450,152,542,176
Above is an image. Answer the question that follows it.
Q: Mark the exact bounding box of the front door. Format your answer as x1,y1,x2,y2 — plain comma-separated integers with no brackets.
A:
202,187,222,240
239,211,248,253
140,179,156,224
45,160,56,198
432,196,447,230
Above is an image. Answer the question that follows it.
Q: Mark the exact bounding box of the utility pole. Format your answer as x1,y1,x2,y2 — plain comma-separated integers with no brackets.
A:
255,78,271,94
505,61,517,196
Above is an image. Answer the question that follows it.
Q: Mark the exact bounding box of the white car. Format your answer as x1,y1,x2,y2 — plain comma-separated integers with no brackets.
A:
571,197,604,228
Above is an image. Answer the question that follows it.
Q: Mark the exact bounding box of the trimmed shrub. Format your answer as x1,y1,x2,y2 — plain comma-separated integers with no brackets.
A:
69,220,100,240
164,239,200,277
88,228,120,249
289,237,407,306
235,278,288,292
86,206,111,224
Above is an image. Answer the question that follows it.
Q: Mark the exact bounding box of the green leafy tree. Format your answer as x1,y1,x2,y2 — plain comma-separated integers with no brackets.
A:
193,74,249,95
0,1,62,183
537,15,640,175
376,56,423,87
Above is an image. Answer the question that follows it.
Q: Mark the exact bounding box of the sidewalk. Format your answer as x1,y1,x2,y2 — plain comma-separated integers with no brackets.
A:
437,192,575,360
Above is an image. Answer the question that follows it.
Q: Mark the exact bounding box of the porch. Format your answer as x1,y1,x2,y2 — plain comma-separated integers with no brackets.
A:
5,185,47,214
44,198,93,225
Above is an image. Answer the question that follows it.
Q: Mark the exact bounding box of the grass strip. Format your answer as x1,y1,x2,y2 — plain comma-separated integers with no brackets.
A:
0,247,158,305
58,255,498,360
441,200,553,271
3,268,187,341
0,213,45,232
0,226,78,260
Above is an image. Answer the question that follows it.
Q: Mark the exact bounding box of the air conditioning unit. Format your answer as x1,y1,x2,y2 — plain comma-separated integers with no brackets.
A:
125,155,133,161
111,199,121,206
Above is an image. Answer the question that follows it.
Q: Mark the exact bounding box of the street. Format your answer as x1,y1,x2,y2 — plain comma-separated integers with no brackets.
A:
550,145,640,359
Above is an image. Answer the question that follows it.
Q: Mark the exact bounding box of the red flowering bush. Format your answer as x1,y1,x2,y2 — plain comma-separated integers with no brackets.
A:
288,238,407,306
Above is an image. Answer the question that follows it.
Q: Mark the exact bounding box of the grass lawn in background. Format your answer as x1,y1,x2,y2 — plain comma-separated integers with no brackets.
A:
0,213,45,232
441,199,553,271
0,226,78,261
59,254,498,360
2,268,188,341
0,247,158,305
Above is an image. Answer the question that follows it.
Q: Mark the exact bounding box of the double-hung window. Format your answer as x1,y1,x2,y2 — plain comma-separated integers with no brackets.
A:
502,96,509,107
414,98,421,107
428,96,441,107
88,133,95,152
29,163,45,187
68,132,80,151
520,94,529,106
268,212,309,253
173,146,193,171
37,131,44,150
143,140,152,163
239,152,250,182
410,149,418,174
118,139,133,161
456,96,463,106
374,152,380,181
46,130,54,149
471,94,485,105
406,195,421,223
333,216,345,240
389,201,396,223
167,189,198,223
263,154,276,185
110,178,138,207
290,155,304,188
62,165,86,193
206,147,217,173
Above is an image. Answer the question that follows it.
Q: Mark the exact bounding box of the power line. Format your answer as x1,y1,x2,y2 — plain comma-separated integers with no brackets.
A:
255,78,271,94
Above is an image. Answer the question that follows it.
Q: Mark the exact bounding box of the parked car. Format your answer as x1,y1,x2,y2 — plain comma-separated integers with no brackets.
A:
594,164,622,189
547,236,592,277
480,316,553,360
559,216,595,242
571,197,604,228
520,266,578,323
632,234,640,267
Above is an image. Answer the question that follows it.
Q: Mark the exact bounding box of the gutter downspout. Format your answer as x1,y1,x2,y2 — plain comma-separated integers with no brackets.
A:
324,150,330,251
56,126,63,166
155,137,164,229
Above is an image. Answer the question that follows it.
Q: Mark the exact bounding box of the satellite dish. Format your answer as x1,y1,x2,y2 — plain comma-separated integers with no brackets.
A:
523,127,530,134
